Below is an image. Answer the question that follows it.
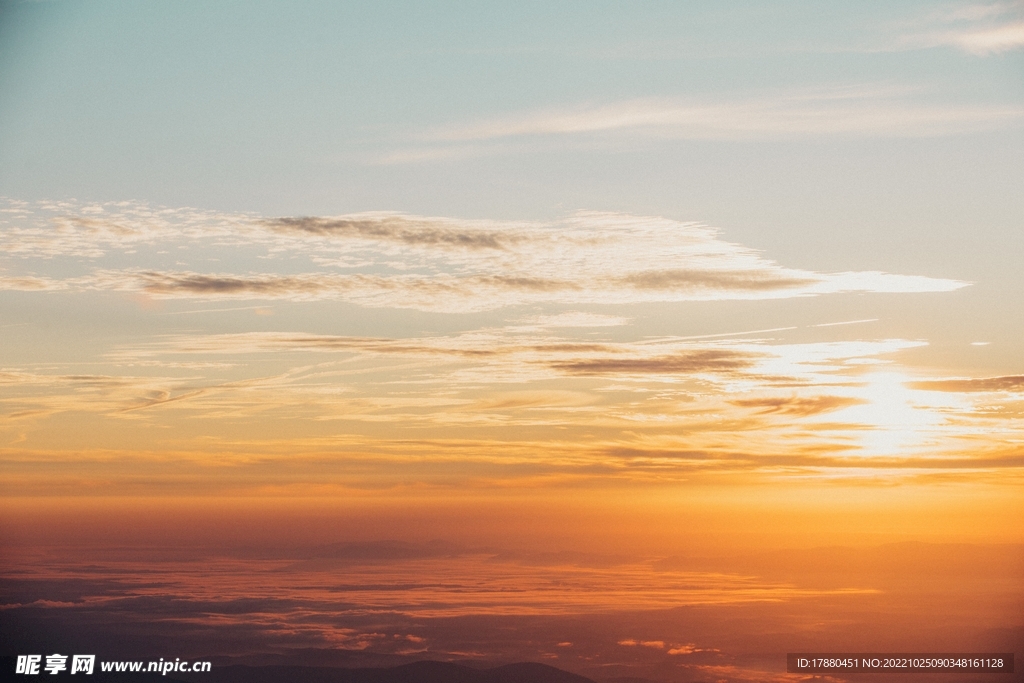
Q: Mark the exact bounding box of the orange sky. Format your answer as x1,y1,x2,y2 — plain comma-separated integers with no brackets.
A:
2,204,1023,681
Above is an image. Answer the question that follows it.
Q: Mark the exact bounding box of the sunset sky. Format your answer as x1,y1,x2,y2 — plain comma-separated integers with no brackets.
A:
1,2,1023,681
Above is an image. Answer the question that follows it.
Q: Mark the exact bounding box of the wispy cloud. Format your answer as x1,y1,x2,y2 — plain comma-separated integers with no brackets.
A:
0,370,218,422
513,312,631,328
79,267,962,312
549,349,754,376
77,329,1000,481
897,2,1024,54
909,374,1024,392
373,85,1024,161
950,20,1024,53
1,199,1016,493
0,201,968,312
264,215,513,250
730,395,867,417
0,275,66,291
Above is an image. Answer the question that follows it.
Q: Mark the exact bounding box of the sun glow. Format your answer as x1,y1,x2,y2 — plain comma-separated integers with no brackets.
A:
838,372,953,456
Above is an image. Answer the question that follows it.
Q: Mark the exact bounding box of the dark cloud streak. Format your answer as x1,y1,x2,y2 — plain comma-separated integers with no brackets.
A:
909,375,1024,393
265,216,511,250
730,395,866,416
621,269,815,291
551,350,754,376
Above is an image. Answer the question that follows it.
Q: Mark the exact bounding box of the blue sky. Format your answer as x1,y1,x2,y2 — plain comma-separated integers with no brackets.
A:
2,1,1021,225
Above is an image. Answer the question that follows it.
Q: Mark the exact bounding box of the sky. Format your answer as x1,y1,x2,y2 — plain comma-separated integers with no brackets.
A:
1,2,1023,682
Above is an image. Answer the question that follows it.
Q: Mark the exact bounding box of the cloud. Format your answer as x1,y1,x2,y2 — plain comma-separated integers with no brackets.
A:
84,270,583,312
514,312,630,328
264,215,512,250
550,349,755,376
0,200,255,258
896,3,1024,55
297,540,464,562
938,3,1021,22
0,370,222,423
951,20,1024,53
0,275,66,291
62,332,938,474
802,270,967,295
730,395,867,416
619,268,814,291
109,330,765,387
0,545,880,679
404,86,1022,153
668,643,718,655
2,201,966,312
617,639,667,649
0,199,1008,483
126,271,346,298
909,375,1024,392
84,266,850,311
114,327,911,391
813,318,878,328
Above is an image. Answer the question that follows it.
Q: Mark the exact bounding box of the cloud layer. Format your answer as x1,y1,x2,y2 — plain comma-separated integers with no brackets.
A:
1,199,1018,497
0,201,967,312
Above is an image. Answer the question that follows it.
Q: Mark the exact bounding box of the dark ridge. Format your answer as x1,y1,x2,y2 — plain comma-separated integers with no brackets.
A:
488,662,597,683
